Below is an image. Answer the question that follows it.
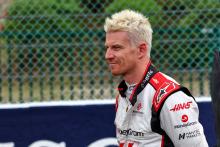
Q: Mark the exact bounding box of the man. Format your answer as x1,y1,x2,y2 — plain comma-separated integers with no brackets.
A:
211,50,220,147
104,9,208,147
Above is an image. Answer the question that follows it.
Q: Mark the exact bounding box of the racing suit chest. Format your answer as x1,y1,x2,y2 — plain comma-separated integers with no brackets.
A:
115,63,183,146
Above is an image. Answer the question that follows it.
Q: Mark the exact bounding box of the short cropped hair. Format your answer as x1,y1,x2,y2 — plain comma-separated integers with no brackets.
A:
104,9,153,57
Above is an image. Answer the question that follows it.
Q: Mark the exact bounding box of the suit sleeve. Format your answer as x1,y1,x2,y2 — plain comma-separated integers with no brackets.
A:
159,91,208,147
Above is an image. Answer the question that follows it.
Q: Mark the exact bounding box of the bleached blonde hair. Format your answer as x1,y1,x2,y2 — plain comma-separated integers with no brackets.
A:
104,9,153,57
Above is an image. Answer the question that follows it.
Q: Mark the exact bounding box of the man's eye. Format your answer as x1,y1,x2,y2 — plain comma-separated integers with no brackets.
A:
113,46,122,50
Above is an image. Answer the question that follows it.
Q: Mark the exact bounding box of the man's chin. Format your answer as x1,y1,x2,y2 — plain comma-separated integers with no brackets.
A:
111,71,121,76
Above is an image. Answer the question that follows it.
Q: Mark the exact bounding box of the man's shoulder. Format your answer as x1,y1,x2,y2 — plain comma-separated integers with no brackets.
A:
149,72,182,112
149,72,179,90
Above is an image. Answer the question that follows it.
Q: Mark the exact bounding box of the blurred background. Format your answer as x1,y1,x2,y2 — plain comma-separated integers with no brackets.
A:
0,0,219,103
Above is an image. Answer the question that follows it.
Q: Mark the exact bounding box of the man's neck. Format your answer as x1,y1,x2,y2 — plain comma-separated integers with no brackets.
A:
124,60,150,85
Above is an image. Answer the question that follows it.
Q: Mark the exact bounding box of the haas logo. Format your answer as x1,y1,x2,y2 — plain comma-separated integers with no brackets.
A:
170,101,192,112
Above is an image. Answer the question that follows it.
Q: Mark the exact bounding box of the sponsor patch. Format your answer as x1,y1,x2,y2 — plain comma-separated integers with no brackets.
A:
170,101,192,112
179,129,201,140
141,69,154,88
137,103,142,111
154,82,179,106
133,103,143,114
152,78,159,84
181,114,189,123
119,129,144,137
174,121,198,129
156,83,169,103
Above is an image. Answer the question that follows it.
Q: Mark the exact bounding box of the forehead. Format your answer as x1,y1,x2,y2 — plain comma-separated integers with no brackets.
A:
105,31,130,45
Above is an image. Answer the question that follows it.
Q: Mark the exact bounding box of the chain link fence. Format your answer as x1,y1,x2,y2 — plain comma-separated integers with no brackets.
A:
0,0,219,103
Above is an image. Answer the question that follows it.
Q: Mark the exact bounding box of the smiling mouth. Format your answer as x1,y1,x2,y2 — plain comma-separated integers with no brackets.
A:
108,63,117,68
108,62,117,65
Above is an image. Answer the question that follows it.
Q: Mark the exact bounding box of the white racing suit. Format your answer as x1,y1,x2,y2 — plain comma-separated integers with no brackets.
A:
115,62,208,147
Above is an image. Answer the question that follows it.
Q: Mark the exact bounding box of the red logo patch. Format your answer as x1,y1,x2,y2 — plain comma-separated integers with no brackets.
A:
152,78,159,84
137,103,142,111
181,114,188,123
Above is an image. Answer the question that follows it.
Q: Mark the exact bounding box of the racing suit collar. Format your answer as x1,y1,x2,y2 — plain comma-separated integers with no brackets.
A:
118,61,158,106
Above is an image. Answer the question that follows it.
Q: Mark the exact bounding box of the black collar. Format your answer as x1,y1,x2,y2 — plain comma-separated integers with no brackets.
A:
118,62,158,106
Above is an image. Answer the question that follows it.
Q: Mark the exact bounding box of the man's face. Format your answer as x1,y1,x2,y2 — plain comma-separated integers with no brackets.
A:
105,31,139,76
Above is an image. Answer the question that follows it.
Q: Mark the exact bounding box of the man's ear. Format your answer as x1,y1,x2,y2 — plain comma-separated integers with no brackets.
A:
138,42,147,59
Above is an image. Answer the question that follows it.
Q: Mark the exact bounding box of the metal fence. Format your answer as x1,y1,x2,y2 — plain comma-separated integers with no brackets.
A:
0,0,219,103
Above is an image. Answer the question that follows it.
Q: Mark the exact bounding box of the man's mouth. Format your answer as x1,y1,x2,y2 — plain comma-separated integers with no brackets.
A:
109,63,116,65
108,63,117,68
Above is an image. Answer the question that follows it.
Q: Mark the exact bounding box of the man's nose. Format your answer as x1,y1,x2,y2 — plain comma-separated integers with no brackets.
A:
105,48,114,60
